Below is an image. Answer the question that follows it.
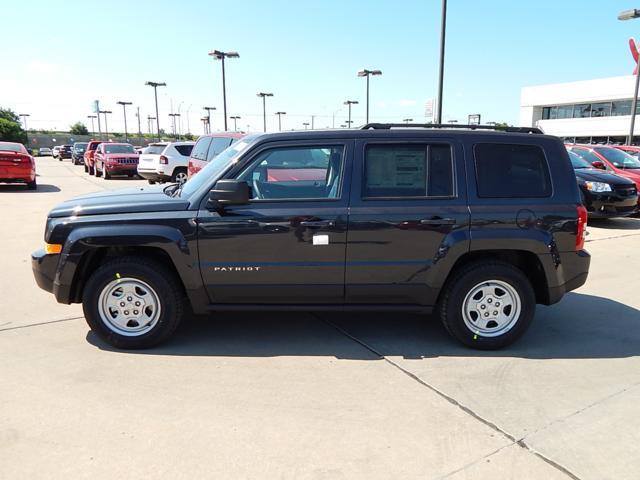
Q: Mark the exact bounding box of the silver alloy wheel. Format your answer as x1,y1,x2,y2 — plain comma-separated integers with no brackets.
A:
97,277,161,336
461,279,521,337
174,171,188,185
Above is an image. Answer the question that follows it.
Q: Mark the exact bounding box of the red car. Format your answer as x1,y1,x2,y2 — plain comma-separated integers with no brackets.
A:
83,140,103,175
613,144,640,158
567,144,640,191
187,132,245,178
0,142,36,190
93,143,140,179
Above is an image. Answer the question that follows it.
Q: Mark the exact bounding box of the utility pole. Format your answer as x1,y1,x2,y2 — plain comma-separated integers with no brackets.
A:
136,107,142,142
117,101,132,142
436,0,447,124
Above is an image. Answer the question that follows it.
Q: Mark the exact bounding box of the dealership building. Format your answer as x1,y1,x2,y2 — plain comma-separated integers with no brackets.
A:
520,75,639,144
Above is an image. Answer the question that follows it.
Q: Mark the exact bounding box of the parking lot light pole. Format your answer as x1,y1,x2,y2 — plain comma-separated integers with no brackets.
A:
436,0,447,124
200,117,209,133
203,107,216,134
403,118,414,124
209,50,239,131
136,107,142,141
116,101,132,143
257,93,273,132
302,122,310,130
275,111,286,131
99,110,112,139
344,100,358,128
19,113,30,131
87,115,97,137
145,81,166,141
230,115,241,131
619,9,640,145
357,69,382,123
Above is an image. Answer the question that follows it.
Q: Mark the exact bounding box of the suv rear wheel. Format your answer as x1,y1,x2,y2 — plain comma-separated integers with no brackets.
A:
172,168,188,185
439,261,535,350
82,256,184,349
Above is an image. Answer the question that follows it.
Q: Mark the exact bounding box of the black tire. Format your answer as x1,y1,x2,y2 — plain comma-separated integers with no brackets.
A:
84,163,88,173
82,256,184,349
103,169,111,180
438,261,535,350
26,179,37,190
89,165,95,175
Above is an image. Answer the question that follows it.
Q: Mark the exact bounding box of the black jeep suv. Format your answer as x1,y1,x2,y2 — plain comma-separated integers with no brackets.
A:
32,124,590,350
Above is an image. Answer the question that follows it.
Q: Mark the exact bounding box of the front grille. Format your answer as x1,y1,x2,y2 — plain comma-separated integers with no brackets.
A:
113,158,138,164
614,185,638,197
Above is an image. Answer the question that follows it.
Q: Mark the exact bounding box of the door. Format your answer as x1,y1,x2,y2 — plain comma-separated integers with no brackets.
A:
197,141,352,304
345,138,469,305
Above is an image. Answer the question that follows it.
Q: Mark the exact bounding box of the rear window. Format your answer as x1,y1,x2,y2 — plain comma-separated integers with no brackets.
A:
206,137,233,161
174,145,194,156
474,143,552,198
145,144,167,155
364,143,454,198
191,137,212,161
0,143,24,153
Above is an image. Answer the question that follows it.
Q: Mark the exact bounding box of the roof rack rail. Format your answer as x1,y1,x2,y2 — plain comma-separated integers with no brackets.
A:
360,123,543,134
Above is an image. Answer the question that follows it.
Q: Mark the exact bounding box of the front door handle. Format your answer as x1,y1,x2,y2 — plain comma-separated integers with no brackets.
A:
420,217,456,225
299,220,335,228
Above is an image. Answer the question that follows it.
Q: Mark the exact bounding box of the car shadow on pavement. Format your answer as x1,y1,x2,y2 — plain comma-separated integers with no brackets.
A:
86,292,640,360
0,184,61,193
588,217,640,230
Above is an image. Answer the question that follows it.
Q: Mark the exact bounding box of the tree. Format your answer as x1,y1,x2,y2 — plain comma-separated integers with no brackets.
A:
0,118,27,143
0,107,21,124
69,122,89,135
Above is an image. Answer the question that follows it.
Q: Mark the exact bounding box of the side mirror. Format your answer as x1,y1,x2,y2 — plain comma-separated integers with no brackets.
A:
591,161,605,170
208,180,250,209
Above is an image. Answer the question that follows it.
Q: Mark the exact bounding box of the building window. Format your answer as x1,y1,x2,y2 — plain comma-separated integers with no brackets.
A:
542,107,551,120
612,100,631,116
573,104,591,118
557,105,574,119
591,102,612,117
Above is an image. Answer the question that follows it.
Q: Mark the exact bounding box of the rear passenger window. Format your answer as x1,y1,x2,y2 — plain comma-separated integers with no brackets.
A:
474,143,551,198
174,145,194,156
364,144,454,198
191,137,212,161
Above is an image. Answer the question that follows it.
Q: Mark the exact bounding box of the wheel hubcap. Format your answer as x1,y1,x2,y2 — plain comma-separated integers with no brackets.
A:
175,172,187,185
462,279,521,337
97,278,161,336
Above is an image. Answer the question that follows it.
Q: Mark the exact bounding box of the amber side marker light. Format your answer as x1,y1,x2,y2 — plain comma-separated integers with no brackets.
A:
45,244,63,254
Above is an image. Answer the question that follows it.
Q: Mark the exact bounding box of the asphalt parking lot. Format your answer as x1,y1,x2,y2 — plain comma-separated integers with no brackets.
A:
1,156,639,479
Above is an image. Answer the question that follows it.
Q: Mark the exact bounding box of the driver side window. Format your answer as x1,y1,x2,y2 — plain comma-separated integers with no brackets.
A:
238,145,344,200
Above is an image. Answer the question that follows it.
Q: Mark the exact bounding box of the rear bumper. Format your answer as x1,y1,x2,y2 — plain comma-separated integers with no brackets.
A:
546,249,591,305
0,166,35,183
137,170,171,182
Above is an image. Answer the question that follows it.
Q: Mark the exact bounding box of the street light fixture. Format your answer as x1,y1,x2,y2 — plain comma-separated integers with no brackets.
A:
275,111,286,131
403,118,413,124
344,100,359,128
147,115,156,135
169,113,181,137
230,115,241,131
619,9,640,144
302,122,310,130
116,101,132,142
145,81,166,141
357,68,382,123
257,92,274,132
200,117,210,133
203,106,216,134
18,113,30,131
209,50,239,131
87,115,97,137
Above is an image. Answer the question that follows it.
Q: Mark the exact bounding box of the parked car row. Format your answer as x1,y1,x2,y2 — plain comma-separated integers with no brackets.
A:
567,144,640,218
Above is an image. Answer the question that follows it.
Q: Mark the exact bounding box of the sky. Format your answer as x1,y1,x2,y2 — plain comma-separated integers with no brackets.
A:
2,0,640,134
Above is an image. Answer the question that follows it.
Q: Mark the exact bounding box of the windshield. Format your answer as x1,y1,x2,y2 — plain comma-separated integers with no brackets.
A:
74,143,88,150
178,136,259,198
571,148,601,165
594,147,640,169
567,151,592,169
104,144,136,154
0,143,23,152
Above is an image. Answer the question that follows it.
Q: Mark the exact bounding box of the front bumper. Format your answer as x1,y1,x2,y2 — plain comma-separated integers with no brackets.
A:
105,164,138,175
583,189,639,218
31,249,58,294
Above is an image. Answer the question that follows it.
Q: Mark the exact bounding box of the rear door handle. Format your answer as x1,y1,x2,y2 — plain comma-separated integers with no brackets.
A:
300,220,335,228
420,217,456,225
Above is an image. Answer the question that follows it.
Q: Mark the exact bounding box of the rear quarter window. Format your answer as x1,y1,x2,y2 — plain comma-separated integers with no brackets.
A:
474,143,552,198
174,145,194,156
191,137,212,161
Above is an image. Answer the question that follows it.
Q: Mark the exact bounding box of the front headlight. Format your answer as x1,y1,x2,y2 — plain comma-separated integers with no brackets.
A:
585,181,612,192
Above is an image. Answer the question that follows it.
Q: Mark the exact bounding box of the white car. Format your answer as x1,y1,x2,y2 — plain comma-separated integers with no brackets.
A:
137,142,195,184
51,146,61,158
38,147,52,156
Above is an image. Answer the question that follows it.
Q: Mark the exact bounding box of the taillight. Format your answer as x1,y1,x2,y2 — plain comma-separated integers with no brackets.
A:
159,155,168,164
576,204,587,251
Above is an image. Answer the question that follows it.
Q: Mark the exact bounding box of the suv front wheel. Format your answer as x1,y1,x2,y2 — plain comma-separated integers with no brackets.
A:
82,256,184,349
439,261,535,350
